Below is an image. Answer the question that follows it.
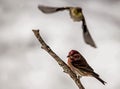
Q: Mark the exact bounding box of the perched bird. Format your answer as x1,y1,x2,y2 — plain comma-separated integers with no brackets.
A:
38,5,96,48
67,50,106,85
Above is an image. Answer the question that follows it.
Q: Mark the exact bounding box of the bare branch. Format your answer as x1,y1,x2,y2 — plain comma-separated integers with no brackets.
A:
32,29,85,89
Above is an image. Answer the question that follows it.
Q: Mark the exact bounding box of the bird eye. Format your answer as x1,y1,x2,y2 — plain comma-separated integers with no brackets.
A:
74,55,78,57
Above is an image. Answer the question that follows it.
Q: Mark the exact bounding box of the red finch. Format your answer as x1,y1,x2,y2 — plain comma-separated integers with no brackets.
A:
38,5,96,48
67,50,106,85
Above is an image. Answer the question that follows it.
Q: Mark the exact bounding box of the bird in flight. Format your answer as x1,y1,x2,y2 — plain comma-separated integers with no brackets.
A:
38,5,97,48
67,50,106,85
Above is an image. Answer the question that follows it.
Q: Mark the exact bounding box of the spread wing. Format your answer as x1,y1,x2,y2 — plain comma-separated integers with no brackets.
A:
38,5,69,14
71,56,94,73
82,15,97,48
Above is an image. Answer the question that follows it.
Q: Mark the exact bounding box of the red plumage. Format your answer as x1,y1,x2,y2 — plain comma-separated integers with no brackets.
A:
67,50,106,85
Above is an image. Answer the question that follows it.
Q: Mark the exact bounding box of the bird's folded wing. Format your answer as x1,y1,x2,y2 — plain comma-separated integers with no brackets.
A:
71,57,94,73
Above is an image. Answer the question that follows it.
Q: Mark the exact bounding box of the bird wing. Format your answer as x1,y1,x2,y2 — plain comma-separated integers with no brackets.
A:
71,56,94,73
82,15,97,48
38,5,69,14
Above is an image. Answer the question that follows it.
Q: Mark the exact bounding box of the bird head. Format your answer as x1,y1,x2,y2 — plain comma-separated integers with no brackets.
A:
67,50,81,60
72,8,82,14
69,7,83,21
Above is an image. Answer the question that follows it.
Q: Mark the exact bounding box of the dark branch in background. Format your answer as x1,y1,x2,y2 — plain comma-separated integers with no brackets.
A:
32,29,85,89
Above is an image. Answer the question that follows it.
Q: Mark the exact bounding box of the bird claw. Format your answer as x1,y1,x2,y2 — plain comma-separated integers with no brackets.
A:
77,75,82,79
63,70,67,73
63,69,69,73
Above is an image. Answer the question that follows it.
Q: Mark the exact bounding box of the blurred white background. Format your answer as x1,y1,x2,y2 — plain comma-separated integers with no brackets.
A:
0,0,120,89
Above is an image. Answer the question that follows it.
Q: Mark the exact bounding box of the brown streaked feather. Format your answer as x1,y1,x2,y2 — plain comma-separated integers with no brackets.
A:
71,57,94,73
82,15,97,48
68,50,106,85
38,5,69,14
71,57,106,85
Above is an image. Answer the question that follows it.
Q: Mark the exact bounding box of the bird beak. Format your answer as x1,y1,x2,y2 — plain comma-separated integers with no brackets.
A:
67,55,70,58
67,55,73,59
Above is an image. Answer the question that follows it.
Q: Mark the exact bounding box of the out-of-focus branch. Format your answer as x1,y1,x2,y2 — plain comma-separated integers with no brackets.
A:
32,29,85,89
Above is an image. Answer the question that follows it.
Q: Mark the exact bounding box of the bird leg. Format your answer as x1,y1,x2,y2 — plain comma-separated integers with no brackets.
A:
77,75,82,79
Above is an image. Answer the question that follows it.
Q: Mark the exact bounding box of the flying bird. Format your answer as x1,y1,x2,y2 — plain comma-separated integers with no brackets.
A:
67,50,106,85
38,5,96,48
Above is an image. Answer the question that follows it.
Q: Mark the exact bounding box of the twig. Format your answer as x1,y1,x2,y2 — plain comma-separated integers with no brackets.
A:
32,29,85,89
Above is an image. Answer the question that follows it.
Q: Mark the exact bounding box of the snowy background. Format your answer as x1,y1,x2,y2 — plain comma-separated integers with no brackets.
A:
0,0,120,89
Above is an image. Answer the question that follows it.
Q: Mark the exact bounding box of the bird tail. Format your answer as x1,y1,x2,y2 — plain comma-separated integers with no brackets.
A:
92,73,106,85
